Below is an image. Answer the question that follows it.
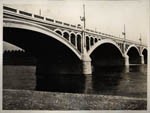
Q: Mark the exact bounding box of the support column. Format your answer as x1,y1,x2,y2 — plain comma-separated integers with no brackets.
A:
124,55,129,66
81,31,92,75
81,53,92,75
124,65,129,73
88,37,90,50
68,35,71,42
140,55,144,64
75,36,77,48
80,4,92,75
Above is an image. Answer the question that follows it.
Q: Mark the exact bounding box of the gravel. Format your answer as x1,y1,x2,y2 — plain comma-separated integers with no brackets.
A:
3,89,147,110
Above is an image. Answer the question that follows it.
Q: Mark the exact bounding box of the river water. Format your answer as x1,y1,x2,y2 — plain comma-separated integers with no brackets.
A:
3,64,147,98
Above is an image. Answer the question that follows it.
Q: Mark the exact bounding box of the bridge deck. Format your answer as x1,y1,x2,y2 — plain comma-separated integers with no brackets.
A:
3,5,146,47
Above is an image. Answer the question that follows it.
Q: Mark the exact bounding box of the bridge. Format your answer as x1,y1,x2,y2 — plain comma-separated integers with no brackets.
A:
3,6,147,77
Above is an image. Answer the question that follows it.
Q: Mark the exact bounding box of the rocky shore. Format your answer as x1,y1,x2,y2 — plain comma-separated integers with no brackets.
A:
3,89,147,110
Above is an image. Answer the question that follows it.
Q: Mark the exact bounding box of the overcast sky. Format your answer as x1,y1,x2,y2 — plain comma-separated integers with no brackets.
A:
3,0,149,50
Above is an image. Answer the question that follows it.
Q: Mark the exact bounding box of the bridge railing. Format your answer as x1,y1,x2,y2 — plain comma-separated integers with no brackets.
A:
85,28,123,41
3,5,147,47
3,6,17,13
19,10,32,17
3,6,82,30
85,28,146,47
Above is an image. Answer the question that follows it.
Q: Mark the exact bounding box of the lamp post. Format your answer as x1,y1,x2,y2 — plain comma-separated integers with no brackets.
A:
122,24,129,65
122,24,126,54
80,4,92,75
139,34,144,64
39,9,41,16
139,33,142,46
80,4,86,54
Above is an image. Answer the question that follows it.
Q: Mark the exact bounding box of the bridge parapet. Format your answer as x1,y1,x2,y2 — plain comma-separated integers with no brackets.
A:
3,6,82,31
85,30,146,46
3,5,147,48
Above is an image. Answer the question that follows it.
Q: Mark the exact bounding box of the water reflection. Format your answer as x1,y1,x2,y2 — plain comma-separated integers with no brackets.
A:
91,65,147,97
3,64,147,98
36,74,86,93
35,65,147,98
92,66,124,94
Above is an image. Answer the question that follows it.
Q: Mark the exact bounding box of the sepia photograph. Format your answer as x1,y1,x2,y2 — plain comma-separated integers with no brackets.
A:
2,0,149,111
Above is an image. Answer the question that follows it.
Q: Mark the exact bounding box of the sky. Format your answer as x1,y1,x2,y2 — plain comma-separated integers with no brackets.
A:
3,0,149,50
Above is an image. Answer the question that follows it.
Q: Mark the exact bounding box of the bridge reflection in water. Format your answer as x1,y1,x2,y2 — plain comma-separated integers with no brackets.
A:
3,64,147,98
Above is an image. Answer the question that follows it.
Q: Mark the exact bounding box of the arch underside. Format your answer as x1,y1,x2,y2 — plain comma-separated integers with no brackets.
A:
88,39,124,57
3,19,83,75
142,48,147,64
3,19,81,60
125,45,140,56
89,41,125,68
126,46,141,64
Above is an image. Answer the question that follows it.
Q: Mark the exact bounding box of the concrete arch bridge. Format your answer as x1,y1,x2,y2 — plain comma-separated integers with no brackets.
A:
3,6,147,78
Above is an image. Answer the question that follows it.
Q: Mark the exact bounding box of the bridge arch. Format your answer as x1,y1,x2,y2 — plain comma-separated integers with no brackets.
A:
125,44,140,56
70,32,76,46
76,33,82,52
70,31,76,35
142,47,147,64
141,47,147,55
88,39,124,57
95,38,98,43
86,35,90,50
125,44,141,64
98,36,102,41
54,29,63,36
4,18,81,59
63,30,70,35
90,37,94,46
63,30,70,41
76,33,82,37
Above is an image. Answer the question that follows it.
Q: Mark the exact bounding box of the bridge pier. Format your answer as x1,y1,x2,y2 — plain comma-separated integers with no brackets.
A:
81,54,92,75
124,55,129,66
140,55,144,64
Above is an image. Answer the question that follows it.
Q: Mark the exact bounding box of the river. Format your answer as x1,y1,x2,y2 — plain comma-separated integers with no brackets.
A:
3,64,147,98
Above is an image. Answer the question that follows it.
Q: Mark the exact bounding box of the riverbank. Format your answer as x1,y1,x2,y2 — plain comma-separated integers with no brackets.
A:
3,89,147,110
